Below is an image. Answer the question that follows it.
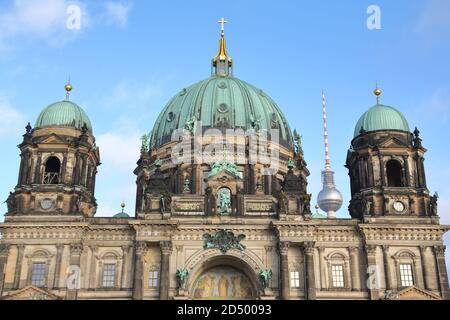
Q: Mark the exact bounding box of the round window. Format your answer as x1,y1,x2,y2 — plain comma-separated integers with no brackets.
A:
217,103,229,113
167,112,175,122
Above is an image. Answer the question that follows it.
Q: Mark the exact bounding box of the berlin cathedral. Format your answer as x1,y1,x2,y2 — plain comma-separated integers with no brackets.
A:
0,20,448,300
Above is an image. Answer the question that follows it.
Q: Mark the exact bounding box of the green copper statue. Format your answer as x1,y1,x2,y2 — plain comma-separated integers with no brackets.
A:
176,268,189,290
259,269,272,289
218,188,231,215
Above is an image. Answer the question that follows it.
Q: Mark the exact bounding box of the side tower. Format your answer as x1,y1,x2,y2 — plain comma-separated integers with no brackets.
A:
5,83,100,219
346,87,435,221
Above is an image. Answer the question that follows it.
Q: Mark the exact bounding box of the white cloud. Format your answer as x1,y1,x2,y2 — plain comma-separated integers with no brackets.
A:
0,95,26,139
96,131,141,172
0,0,80,47
0,0,132,49
104,2,132,28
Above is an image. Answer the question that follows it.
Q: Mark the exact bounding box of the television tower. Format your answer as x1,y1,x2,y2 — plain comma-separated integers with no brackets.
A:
317,90,343,219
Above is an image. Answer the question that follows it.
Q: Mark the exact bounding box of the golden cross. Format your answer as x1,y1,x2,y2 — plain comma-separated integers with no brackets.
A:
218,18,227,32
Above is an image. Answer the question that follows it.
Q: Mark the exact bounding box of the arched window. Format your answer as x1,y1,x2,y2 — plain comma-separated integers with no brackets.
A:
386,160,403,187
43,156,61,184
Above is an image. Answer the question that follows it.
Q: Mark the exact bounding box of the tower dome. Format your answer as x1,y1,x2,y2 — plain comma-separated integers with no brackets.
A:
35,83,93,132
353,88,409,138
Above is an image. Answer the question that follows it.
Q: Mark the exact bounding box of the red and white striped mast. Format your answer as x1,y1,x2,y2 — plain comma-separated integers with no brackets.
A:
317,90,343,219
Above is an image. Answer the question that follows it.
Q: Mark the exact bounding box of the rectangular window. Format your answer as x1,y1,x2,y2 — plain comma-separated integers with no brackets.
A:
399,264,414,287
102,264,116,288
149,271,159,288
290,271,300,288
31,263,46,287
331,265,345,288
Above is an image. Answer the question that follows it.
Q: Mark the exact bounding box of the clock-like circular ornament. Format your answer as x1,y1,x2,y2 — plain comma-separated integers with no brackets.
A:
393,201,405,213
40,198,54,210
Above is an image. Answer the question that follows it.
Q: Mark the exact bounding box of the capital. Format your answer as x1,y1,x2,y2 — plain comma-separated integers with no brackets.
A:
160,241,173,254
70,243,83,256
303,241,315,254
278,241,290,255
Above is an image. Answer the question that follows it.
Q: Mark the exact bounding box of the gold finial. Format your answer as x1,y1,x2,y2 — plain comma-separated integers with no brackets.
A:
214,18,231,62
65,78,72,99
120,202,126,212
373,82,381,104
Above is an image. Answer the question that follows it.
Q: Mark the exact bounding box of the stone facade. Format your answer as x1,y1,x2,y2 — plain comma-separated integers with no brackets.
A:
0,118,448,300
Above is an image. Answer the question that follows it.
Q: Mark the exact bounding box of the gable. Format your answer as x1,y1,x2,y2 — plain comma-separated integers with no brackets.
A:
378,136,409,148
39,133,67,145
2,285,61,300
392,286,442,300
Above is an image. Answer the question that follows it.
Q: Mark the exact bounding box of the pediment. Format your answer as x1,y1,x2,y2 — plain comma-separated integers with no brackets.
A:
39,133,68,144
207,169,242,181
2,285,61,300
207,161,243,180
389,286,442,300
378,136,409,148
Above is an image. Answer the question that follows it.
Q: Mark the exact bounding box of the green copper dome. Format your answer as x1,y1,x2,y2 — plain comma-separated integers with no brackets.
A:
35,100,93,132
150,76,293,148
113,211,130,218
353,104,410,138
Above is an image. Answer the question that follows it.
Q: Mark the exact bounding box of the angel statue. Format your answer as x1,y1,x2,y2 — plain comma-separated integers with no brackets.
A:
185,116,197,133
249,114,261,133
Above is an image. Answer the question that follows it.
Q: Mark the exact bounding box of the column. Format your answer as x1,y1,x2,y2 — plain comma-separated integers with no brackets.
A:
413,256,424,288
191,164,197,194
402,155,411,187
344,257,352,290
365,245,380,300
420,158,427,188
159,241,173,300
248,164,255,194
366,155,374,187
52,244,64,289
132,241,146,300
17,155,25,186
419,246,431,290
88,245,98,290
378,152,386,187
303,241,316,300
66,243,82,300
73,152,81,185
382,245,392,290
433,245,450,299
13,244,25,289
0,244,10,294
415,154,423,188
33,153,42,184
348,247,361,291
121,246,130,289
317,246,327,290
278,241,290,299
81,155,88,186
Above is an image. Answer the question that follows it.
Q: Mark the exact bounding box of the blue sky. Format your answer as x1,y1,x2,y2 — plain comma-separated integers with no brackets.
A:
1,0,450,268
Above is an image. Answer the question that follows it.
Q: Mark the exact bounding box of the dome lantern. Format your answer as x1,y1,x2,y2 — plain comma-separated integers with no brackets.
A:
212,18,233,77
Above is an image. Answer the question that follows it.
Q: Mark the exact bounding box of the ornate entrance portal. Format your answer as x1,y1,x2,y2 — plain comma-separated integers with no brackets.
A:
191,266,255,300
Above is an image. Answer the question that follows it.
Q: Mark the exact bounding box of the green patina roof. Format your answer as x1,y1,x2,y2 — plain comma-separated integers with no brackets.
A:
150,76,293,148
353,104,410,138
35,100,93,132
113,211,130,218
